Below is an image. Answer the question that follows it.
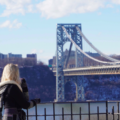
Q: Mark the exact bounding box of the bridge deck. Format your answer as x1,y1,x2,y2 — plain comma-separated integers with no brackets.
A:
53,65,120,76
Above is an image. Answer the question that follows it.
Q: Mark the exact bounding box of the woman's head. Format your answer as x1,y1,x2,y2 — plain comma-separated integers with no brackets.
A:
1,63,21,84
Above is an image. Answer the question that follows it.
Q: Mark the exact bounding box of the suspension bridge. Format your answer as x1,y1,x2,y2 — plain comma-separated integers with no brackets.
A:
53,24,120,102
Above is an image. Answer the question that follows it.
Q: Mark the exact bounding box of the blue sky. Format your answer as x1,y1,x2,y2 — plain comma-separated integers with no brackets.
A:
0,0,120,64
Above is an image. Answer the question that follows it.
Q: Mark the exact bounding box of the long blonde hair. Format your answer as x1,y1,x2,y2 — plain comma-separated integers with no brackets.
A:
1,63,21,85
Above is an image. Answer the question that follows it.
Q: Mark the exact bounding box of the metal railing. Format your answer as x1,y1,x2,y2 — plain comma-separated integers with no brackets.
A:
26,101,120,120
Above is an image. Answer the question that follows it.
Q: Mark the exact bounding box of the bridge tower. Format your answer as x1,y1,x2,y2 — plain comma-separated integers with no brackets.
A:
55,24,85,102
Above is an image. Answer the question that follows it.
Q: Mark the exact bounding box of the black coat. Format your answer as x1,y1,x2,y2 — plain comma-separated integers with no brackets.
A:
0,80,35,120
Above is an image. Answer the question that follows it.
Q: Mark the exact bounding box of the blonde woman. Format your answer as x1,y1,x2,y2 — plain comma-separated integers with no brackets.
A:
0,64,40,120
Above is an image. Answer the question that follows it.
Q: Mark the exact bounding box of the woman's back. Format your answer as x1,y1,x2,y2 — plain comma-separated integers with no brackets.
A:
0,64,40,120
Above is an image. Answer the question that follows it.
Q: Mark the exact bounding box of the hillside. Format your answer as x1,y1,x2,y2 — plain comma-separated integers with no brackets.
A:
1,65,120,101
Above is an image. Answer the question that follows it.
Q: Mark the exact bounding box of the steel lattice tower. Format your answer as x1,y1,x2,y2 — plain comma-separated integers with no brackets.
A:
55,24,84,102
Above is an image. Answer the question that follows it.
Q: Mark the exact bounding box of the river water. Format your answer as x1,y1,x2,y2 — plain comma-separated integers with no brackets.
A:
26,102,120,120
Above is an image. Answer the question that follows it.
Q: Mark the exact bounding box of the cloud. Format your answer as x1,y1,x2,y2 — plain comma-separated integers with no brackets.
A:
105,52,120,56
38,55,52,64
0,0,120,18
36,0,120,19
31,49,44,54
0,19,22,28
36,0,105,18
27,4,34,12
106,4,114,8
31,49,37,54
98,32,102,36
116,9,119,13
31,49,49,64
39,50,44,54
0,0,32,17
111,0,120,4
98,12,102,15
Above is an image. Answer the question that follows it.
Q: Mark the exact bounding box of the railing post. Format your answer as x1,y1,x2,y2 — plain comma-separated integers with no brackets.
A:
24,101,120,120
88,102,90,120
27,109,28,120
44,108,46,120
97,106,99,120
53,103,55,120
112,106,114,120
79,107,81,120
35,105,37,120
106,101,108,120
117,102,119,120
71,102,73,120
62,108,64,120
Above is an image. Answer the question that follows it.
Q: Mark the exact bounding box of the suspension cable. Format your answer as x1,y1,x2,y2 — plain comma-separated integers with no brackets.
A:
62,26,120,64
76,26,120,62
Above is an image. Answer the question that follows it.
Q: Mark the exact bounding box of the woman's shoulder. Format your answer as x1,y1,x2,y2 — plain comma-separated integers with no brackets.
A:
0,80,22,92
7,84,23,95
7,84,19,90
0,84,19,96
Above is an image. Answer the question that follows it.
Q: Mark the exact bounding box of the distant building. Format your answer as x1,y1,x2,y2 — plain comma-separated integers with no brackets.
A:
0,53,39,67
26,54,37,64
64,49,75,57
0,53,5,59
7,53,22,58
52,56,56,65
0,53,7,59
27,54,37,59
85,52,100,57
48,59,53,70
4,55,7,59
48,59,53,66
51,50,101,68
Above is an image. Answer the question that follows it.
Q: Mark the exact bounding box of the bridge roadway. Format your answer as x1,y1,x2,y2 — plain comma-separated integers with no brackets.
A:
53,65,120,76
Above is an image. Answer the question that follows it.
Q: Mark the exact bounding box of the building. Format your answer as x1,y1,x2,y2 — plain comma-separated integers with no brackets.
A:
0,53,38,67
27,54,37,59
48,59,53,66
26,54,37,64
85,52,100,57
0,53,5,59
51,50,102,68
7,53,22,58
52,56,56,65
0,53,22,59
0,53,8,59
